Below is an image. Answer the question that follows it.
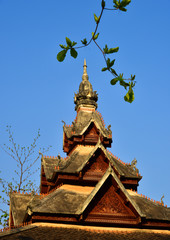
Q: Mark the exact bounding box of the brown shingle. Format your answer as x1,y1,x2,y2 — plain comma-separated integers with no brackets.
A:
1,223,170,240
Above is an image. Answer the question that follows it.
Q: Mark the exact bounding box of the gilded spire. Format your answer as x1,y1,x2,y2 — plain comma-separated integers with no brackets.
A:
82,59,89,81
74,59,98,111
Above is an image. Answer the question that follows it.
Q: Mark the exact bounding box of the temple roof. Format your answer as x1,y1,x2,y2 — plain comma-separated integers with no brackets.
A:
63,108,112,139
42,145,95,180
127,190,170,221
28,185,93,215
7,60,170,235
10,193,41,226
10,168,170,227
42,143,141,181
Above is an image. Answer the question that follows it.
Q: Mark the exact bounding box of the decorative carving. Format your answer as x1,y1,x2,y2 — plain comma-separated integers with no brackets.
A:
91,185,129,215
72,121,76,131
62,120,66,127
84,124,99,144
130,158,139,173
84,155,108,176
107,125,112,134
161,194,164,204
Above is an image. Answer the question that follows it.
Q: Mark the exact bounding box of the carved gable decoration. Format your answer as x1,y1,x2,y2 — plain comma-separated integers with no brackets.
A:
84,122,99,142
84,175,139,224
90,184,129,215
83,149,108,177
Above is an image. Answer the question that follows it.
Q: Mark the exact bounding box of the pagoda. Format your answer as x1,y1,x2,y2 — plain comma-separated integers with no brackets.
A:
8,60,170,232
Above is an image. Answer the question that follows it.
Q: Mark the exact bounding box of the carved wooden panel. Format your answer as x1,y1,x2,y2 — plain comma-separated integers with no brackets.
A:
84,123,99,142
90,185,129,215
83,176,139,225
85,122,98,135
83,150,108,177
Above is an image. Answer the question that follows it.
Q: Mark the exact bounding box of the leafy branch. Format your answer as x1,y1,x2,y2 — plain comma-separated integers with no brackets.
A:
57,0,136,103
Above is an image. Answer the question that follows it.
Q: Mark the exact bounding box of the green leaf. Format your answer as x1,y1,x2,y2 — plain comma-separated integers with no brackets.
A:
101,0,105,8
110,67,118,76
81,38,87,45
92,32,99,40
110,59,115,67
101,67,108,72
106,58,111,68
57,50,67,62
94,13,99,23
114,0,131,10
106,58,115,68
4,212,8,218
131,74,136,80
110,78,118,85
124,86,134,103
70,48,78,58
117,74,123,81
120,0,131,7
72,41,77,47
59,44,67,49
103,44,108,54
119,80,130,89
113,0,119,8
108,47,119,54
124,93,129,102
131,82,135,87
66,37,72,47
113,0,119,5
119,7,127,11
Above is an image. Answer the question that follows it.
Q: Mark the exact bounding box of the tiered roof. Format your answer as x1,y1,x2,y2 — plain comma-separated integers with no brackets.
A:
10,168,170,229
5,60,170,238
42,142,141,182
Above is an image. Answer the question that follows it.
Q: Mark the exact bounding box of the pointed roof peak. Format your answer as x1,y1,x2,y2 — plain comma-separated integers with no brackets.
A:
74,59,98,111
82,59,89,81
83,59,87,72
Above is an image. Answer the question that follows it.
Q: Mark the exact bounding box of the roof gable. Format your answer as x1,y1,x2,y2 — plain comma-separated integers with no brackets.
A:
42,142,142,182
76,168,144,220
82,148,109,178
63,110,112,139
76,143,141,180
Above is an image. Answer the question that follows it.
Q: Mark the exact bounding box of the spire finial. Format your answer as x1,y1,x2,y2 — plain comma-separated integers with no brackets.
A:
82,59,89,81
74,59,98,111
83,59,87,74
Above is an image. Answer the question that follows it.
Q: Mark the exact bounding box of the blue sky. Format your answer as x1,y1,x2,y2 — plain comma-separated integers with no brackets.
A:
0,0,170,209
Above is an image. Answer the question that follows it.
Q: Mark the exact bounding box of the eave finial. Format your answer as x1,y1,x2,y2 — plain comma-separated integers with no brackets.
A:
82,59,89,81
